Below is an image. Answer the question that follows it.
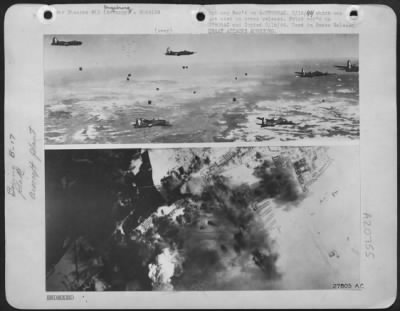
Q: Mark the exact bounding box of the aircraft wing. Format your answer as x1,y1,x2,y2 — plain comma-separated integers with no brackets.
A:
178,51,194,56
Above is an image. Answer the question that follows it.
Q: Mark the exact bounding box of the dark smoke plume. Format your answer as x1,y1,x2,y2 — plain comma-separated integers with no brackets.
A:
150,171,283,290
253,160,304,203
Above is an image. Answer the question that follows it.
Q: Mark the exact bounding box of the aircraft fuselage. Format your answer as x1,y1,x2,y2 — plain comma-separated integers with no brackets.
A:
295,71,332,78
165,49,195,56
51,40,82,46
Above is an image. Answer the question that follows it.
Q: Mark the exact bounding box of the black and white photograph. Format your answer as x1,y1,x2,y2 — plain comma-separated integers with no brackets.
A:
5,2,397,308
44,34,359,144
46,146,360,291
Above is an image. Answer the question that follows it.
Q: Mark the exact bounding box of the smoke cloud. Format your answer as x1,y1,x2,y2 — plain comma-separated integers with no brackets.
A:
148,247,183,291
143,155,306,290
253,160,303,202
146,162,291,290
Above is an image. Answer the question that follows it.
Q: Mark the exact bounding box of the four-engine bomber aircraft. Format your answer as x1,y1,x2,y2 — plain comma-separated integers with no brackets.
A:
295,68,334,78
257,117,295,127
334,60,359,72
165,47,195,56
132,118,171,128
51,37,82,46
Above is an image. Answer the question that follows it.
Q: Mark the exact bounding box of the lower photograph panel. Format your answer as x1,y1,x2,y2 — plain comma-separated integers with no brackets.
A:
45,146,360,291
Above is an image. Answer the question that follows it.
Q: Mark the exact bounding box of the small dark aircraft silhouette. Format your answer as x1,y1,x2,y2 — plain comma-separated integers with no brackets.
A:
132,118,171,128
51,37,82,46
165,47,195,56
295,68,334,78
257,117,295,127
334,60,359,72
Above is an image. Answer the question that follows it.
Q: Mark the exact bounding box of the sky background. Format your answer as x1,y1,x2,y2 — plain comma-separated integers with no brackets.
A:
44,34,358,71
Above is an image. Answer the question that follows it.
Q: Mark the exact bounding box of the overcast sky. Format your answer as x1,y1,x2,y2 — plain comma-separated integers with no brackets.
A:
45,34,358,70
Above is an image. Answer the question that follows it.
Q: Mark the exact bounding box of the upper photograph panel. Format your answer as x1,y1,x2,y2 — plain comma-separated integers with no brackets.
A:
44,34,359,144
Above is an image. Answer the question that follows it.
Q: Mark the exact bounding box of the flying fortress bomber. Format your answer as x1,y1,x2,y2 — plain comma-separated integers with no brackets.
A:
334,60,359,72
132,118,171,128
51,37,82,46
165,47,195,56
256,117,295,127
295,68,334,78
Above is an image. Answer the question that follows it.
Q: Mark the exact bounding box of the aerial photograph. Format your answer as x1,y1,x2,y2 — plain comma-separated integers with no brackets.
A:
44,34,359,144
46,146,360,291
